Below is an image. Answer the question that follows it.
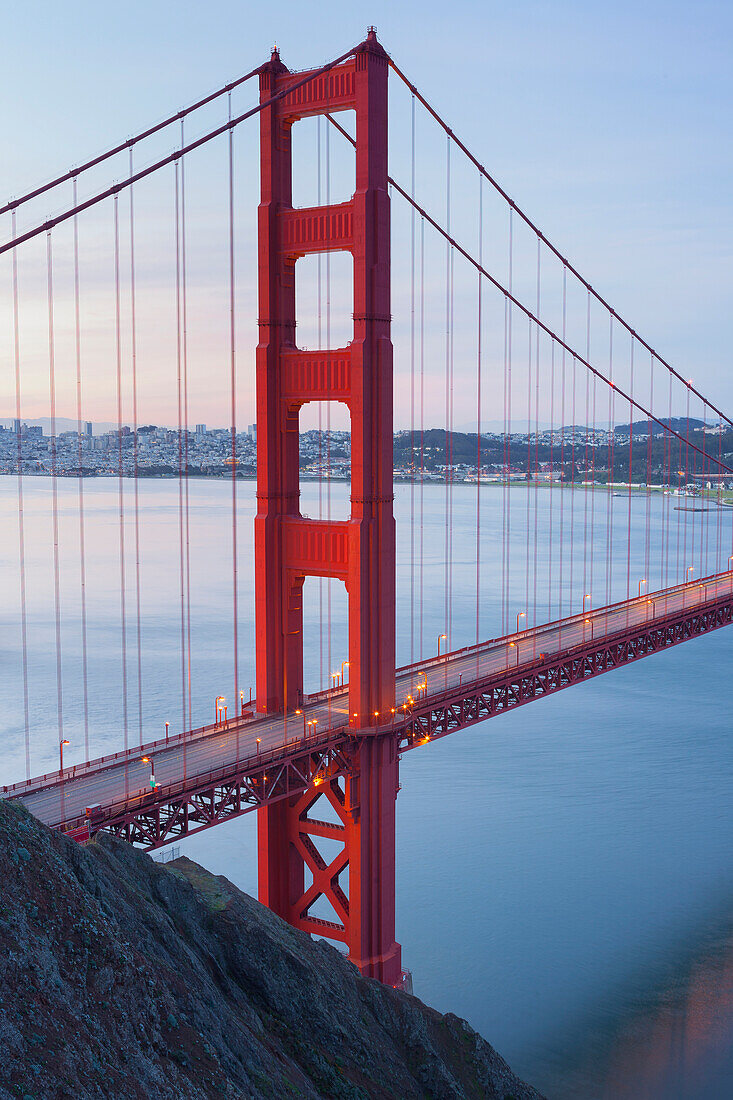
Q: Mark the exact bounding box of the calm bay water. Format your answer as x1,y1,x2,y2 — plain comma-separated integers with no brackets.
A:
0,474,731,1098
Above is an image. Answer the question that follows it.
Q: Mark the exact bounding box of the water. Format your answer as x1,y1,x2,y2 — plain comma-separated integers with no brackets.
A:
1,475,731,1098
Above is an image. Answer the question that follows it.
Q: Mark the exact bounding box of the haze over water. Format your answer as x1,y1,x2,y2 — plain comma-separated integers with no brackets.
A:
0,475,731,1098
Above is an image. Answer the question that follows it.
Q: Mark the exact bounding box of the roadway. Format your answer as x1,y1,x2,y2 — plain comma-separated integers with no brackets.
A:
8,570,732,831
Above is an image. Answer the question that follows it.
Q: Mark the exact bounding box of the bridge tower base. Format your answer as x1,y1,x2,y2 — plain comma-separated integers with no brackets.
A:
254,31,401,983
258,735,401,986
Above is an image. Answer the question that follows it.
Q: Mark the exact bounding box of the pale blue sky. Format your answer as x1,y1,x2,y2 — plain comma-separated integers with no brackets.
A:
2,0,732,428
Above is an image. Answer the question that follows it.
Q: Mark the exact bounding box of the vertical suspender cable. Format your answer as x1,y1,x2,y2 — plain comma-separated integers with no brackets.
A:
606,316,615,604
419,216,425,658
525,315,532,625
113,199,129,795
317,116,324,687
410,93,416,665
12,213,32,779
548,342,555,621
326,115,332,700
585,292,589,611
47,230,65,804
475,173,483,659
504,211,514,635
645,353,653,588
444,135,451,646
558,268,567,621
174,162,187,736
533,245,541,633
180,122,193,728
626,339,635,605
128,152,144,748
72,180,90,761
228,93,240,718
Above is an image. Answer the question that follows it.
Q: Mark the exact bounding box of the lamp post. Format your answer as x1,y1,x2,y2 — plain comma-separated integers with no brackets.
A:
214,696,224,724
340,660,350,686
59,738,70,773
165,720,169,743
295,709,306,738
584,617,594,640
141,755,156,790
583,593,591,614
638,578,646,598
516,611,526,634
240,690,244,715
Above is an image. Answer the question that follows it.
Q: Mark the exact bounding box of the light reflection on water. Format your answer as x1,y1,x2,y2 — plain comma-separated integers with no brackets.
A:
0,476,731,1098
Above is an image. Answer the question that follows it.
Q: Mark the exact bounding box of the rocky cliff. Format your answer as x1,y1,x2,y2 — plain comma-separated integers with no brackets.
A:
0,799,544,1099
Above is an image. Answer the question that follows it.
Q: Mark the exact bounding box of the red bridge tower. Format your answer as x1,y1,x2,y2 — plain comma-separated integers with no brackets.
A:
254,30,401,984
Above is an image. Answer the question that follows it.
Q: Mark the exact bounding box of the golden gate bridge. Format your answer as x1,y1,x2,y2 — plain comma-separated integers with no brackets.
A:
2,29,732,988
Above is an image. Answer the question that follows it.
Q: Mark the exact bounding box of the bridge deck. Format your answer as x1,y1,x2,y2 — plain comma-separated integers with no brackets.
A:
5,571,732,842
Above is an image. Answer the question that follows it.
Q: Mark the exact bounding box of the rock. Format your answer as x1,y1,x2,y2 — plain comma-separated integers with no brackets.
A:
0,798,545,1100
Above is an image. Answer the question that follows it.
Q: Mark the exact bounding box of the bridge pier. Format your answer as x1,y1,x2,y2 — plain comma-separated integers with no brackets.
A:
257,733,401,985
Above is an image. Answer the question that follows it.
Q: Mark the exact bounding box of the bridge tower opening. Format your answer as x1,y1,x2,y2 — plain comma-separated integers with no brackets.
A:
254,30,401,984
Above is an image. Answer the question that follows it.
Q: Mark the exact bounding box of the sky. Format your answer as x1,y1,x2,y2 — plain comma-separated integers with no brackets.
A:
2,0,732,432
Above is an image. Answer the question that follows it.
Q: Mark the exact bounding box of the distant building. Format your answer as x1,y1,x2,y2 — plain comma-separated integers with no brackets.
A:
248,423,257,441
195,423,207,437
85,421,93,437
26,425,43,439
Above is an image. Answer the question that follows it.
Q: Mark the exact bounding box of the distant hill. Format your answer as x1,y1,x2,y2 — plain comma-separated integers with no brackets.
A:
614,417,710,437
0,417,117,436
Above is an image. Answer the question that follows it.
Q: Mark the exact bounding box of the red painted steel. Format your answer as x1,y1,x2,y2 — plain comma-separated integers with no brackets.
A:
254,30,400,985
40,580,733,858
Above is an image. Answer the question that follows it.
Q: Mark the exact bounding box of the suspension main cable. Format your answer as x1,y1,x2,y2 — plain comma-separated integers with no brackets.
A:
324,105,733,477
384,175,733,475
1,45,360,258
1,65,265,218
386,56,733,431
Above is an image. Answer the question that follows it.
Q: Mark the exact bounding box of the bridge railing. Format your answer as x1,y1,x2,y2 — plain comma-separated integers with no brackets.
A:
55,726,351,836
5,569,731,802
0,708,260,799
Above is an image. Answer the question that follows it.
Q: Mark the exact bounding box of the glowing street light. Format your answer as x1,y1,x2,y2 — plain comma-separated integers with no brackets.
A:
164,720,170,743
686,566,694,582
583,593,592,614
141,755,157,790
214,696,224,724
59,738,70,772
638,578,647,598
437,633,447,657
516,611,526,634
340,660,350,686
